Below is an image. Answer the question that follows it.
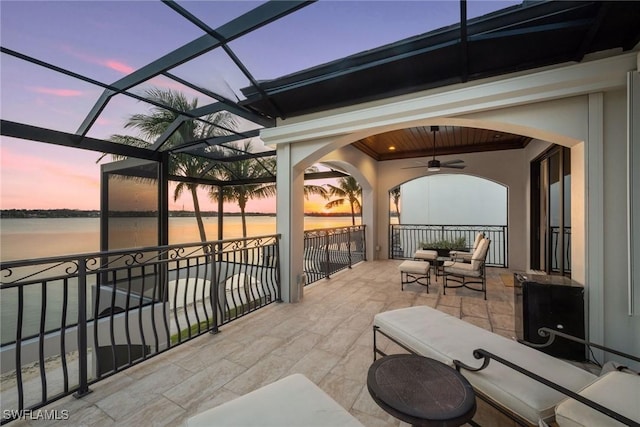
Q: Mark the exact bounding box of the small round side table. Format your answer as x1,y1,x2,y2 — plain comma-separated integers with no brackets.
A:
367,354,477,427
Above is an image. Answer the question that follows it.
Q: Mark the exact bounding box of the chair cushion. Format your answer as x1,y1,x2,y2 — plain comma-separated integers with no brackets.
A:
471,239,490,269
187,374,364,427
415,249,438,261
444,262,482,277
373,306,597,425
399,260,430,274
555,371,640,427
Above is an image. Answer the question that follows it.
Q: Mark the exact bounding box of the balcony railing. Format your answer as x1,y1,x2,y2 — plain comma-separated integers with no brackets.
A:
550,226,571,273
389,224,507,267
303,225,366,285
0,235,280,424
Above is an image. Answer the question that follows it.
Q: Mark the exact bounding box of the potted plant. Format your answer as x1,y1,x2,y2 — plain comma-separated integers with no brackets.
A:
421,237,467,257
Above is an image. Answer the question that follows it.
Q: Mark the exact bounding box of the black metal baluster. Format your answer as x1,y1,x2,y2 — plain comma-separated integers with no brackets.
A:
108,270,117,374
16,286,24,411
38,281,47,404
60,279,69,393
124,267,132,367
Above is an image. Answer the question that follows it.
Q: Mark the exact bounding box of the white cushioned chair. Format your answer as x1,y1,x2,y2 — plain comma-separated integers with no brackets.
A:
443,238,490,299
449,232,485,262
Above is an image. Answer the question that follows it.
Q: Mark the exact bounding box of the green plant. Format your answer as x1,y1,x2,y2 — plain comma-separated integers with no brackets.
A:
421,237,466,250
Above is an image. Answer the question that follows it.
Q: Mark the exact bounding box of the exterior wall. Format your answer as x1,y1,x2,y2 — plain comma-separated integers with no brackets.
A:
265,52,640,363
602,89,640,360
400,175,507,226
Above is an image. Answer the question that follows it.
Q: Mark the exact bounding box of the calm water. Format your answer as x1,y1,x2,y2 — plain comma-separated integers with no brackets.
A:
0,215,359,343
0,215,359,262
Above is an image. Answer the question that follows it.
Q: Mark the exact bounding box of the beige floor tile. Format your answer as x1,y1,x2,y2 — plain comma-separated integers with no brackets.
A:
318,373,363,411
162,359,245,408
316,327,362,357
223,354,290,396
285,348,341,383
115,396,185,427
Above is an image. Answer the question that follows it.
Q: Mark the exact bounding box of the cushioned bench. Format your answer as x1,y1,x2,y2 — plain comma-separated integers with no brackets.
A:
187,374,364,427
555,371,640,427
373,305,598,425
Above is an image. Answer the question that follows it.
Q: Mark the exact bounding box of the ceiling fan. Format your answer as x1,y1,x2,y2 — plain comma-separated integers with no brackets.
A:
404,126,466,171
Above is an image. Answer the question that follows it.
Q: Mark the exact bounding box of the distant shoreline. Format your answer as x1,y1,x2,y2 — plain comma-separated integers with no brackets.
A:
0,209,360,219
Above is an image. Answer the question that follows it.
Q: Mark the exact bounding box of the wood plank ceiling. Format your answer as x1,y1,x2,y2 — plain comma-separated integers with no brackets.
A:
351,126,532,161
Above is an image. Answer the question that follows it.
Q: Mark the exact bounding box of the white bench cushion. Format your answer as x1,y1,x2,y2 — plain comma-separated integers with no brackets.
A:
187,374,364,427
399,260,430,274
555,371,640,426
374,306,597,425
415,249,438,261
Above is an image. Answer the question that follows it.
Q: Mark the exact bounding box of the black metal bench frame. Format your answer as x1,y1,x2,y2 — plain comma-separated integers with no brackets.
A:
373,325,640,427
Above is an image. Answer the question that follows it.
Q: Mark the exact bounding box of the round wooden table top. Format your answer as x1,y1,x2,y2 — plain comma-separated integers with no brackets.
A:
367,354,477,427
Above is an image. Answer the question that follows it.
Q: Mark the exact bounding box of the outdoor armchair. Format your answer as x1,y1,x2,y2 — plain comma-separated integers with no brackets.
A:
443,238,491,299
449,232,485,262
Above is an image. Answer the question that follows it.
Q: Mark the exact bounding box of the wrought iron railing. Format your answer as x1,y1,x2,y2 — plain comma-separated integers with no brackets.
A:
389,224,507,267
550,226,571,273
303,225,366,285
0,235,280,424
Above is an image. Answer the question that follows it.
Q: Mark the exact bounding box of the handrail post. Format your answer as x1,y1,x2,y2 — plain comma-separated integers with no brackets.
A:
209,243,219,333
324,230,331,279
347,227,352,268
74,256,91,398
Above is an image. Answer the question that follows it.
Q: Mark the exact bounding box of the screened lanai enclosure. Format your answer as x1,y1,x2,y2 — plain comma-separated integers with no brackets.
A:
2,0,640,423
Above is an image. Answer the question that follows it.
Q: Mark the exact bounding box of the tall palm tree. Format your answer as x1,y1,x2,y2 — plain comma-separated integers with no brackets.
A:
390,186,401,223
324,176,362,225
107,88,237,242
208,141,277,239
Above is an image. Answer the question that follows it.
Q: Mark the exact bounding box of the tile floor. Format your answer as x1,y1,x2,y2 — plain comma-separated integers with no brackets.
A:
9,260,521,426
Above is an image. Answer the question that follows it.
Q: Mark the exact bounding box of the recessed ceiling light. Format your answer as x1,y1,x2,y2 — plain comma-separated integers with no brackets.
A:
389,146,396,151
494,134,502,139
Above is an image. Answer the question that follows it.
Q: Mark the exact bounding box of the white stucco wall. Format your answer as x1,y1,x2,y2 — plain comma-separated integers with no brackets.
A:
400,174,507,226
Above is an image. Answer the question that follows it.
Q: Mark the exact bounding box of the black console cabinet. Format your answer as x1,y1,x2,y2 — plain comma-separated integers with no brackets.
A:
514,273,586,361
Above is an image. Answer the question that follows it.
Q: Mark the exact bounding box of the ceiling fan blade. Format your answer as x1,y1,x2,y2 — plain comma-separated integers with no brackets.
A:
442,159,464,165
442,164,466,169
401,165,428,169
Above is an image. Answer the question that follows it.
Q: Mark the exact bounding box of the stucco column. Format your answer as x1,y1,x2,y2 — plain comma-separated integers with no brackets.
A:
361,185,376,260
586,92,605,347
276,143,306,302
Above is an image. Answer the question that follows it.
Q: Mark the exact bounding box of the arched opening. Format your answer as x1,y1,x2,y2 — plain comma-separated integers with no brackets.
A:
388,174,508,266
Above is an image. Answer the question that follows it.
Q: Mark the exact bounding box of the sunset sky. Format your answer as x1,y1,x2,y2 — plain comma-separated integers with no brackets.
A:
0,1,517,213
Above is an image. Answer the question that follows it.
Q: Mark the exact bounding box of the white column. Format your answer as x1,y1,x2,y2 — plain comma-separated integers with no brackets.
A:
586,92,605,346
276,143,306,302
628,70,640,315
361,185,376,260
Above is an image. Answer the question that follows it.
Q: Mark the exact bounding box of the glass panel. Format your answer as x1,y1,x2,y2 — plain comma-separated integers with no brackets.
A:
130,75,219,110
563,147,572,273
467,0,522,20
1,1,204,83
83,94,161,142
1,54,104,133
173,1,267,30
106,162,159,251
549,152,561,271
539,158,548,271
230,1,462,81
168,48,251,101
0,137,104,260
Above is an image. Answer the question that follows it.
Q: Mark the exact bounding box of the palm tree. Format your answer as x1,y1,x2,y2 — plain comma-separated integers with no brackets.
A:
324,176,362,225
208,141,277,239
107,88,237,242
390,186,401,223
